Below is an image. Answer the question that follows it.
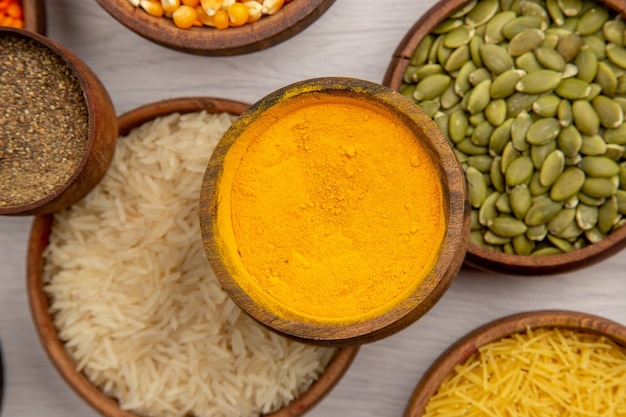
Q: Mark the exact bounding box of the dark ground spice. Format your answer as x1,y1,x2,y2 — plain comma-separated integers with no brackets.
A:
0,34,89,208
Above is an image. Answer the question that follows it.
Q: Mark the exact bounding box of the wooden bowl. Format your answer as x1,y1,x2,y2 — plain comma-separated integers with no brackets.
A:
94,0,335,56
200,77,470,346
0,27,117,216
22,0,47,34
404,310,626,416
26,97,359,417
383,0,626,275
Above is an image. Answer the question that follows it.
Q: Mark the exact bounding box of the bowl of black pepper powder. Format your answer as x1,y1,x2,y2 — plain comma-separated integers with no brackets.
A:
0,27,117,216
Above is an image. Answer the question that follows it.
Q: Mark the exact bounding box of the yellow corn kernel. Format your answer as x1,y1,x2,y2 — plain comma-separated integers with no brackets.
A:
213,9,229,28
182,0,200,7
128,0,140,8
200,0,221,16
161,0,179,13
227,2,248,26
220,0,235,10
243,1,262,23
172,4,196,28
140,0,164,17
194,4,213,24
261,0,283,15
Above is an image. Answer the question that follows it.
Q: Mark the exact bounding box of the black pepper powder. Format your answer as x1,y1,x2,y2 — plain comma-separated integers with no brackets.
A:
0,34,89,208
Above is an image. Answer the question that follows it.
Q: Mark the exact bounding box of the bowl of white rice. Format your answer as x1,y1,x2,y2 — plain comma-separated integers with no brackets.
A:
26,97,359,417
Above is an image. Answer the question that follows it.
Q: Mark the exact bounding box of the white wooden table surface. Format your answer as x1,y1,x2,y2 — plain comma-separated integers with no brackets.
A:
1,0,626,416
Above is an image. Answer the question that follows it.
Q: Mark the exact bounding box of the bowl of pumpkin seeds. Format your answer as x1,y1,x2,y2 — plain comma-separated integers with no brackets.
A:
384,0,626,274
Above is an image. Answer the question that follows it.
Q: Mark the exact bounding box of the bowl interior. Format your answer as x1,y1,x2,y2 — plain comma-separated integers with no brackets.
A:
382,0,626,275
26,97,359,417
200,77,470,345
94,0,335,56
405,310,626,417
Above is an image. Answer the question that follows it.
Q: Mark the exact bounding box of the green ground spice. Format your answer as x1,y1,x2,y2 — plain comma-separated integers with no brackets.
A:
0,34,89,208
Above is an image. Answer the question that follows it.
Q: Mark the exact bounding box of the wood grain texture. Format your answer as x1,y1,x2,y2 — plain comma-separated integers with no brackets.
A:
22,0,46,34
94,0,336,56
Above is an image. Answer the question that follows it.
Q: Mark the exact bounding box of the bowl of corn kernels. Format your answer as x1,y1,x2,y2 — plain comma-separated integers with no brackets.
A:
384,0,626,275
94,0,336,55
1,0,46,34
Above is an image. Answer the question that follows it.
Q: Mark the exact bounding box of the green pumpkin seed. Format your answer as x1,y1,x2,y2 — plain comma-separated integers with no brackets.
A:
511,110,532,151
577,6,610,36
440,83,460,110
512,234,535,255
506,155,534,186
546,0,565,26
470,229,489,246
449,110,470,143
488,216,528,237
547,207,576,234
584,227,605,243
480,44,515,75
507,93,540,118
532,94,561,118
434,112,450,141
455,61,477,97
472,120,495,146
510,184,532,219
558,0,582,17
582,35,607,59
400,84,417,103
582,177,616,198
450,0,478,17
491,69,526,99
485,11,518,44
575,203,598,230
457,138,489,155
581,155,621,177
563,193,580,209
410,35,434,66
555,78,591,100
444,26,475,48
575,47,598,83
526,117,562,145
466,0,499,26
418,100,440,118
572,100,600,135
484,230,512,245
550,167,586,201
591,95,624,128
508,29,546,57
433,18,464,35
484,99,507,126
531,141,557,169
496,193,512,213
526,224,548,240
595,61,618,96
548,234,575,252
564,154,583,166
428,35,443,64
516,70,563,94
468,154,494,172
586,83,603,101
580,134,607,155
616,189,626,214
489,118,514,156
604,143,625,161
557,124,583,156
411,64,444,83
540,149,565,186
516,51,545,72
598,196,619,233
555,218,584,240
469,112,486,126
531,246,563,256
468,68,491,87
479,191,501,226
578,192,605,206
557,33,583,62
469,34,485,67
467,166,488,208
603,19,626,46
444,45,471,72
557,99,574,127
437,43,453,67
467,80,493,114
604,123,626,145
502,16,546,40
542,33,560,50
491,156,506,192
414,74,452,101
533,47,567,72
500,141,519,171
522,1,550,22
525,199,564,226
606,43,626,70
616,75,626,95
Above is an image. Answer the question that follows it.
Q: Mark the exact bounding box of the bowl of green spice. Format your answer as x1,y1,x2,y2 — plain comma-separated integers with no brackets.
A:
384,0,626,275
0,27,117,216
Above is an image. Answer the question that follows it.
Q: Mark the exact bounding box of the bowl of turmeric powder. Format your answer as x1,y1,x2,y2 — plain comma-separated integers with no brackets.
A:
95,0,335,56
200,77,471,346
405,310,626,417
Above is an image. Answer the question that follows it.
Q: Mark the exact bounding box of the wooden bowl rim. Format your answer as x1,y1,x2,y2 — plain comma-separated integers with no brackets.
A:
404,310,626,417
382,0,626,276
199,77,471,345
22,0,47,34
94,0,336,56
26,96,359,417
0,27,115,216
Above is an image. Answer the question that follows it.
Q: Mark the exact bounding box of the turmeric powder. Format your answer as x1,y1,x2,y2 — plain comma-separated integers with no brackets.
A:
216,93,446,324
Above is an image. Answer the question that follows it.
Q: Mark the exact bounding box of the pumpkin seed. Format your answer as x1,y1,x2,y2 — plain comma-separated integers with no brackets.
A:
555,218,584,240
555,78,591,100
598,196,620,233
467,79,493,114
592,95,624,128
580,134,607,155
433,18,464,35
458,138,489,154
604,143,625,161
496,193,512,213
491,156,506,192
491,69,526,99
547,207,576,234
488,216,528,237
550,167,586,201
469,112,486,126
412,64,444,83
564,154,583,166
527,224,548,240
557,124,583,156
418,100,440,117
455,61,477,97
542,33,561,50
575,203,598,230
540,149,565,186
489,118,514,156
414,74,452,101
506,155,534,186
516,51,545,72
470,229,490,246
479,191,501,226
582,177,617,198
531,246,563,256
502,16,546,40
525,199,564,226
557,33,583,62
620,166,626,190
548,234,575,252
616,189,626,214
563,193,580,209
533,47,566,72
466,0,499,26
546,0,565,26
577,6,610,36
440,84,460,110
485,99,507,125
467,166,488,208
558,0,582,17
485,11,518,44
444,26,475,48
510,184,532,219
512,234,535,255
582,35,607,59
428,35,443,64
472,120,495,146
511,110,532,151
607,43,626,70
603,19,626,46
507,93,540,118
532,94,561,118
410,35,434,66
557,99,574,127
508,29,546,57
468,154,494,172
469,34,485,67
434,112,450,141
580,155,621,177
526,117,562,145
531,141,557,169
604,123,626,145
616,75,626,95
480,44,515,75
572,100,600,135
444,45,471,72
575,47,598,83
484,230,512,245
516,70,563,94
596,61,618,96
500,141,520,174
437,43,453,67
449,109,469,143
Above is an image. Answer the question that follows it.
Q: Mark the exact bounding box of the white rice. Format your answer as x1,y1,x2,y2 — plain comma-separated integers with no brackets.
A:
42,111,337,417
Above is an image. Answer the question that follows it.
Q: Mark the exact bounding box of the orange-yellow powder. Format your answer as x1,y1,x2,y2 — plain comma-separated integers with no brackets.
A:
217,93,446,323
